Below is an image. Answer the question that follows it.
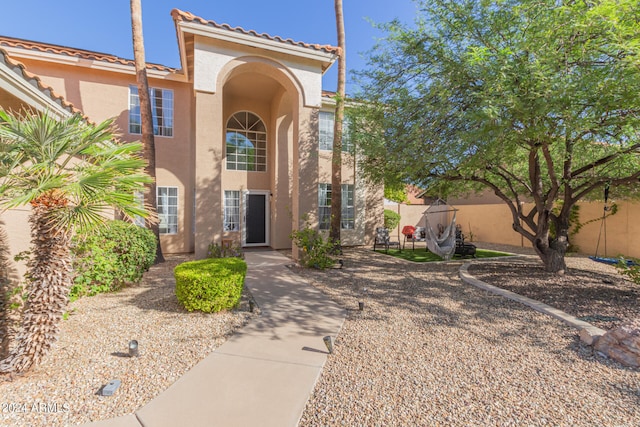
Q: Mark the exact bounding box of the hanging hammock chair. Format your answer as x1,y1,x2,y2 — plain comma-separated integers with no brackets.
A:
423,199,458,260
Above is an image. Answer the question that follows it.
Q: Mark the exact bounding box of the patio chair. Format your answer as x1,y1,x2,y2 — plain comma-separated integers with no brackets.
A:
402,225,426,250
373,227,400,253
454,227,476,257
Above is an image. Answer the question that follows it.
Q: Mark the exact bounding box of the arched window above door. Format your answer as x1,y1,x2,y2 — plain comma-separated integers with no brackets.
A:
226,111,267,172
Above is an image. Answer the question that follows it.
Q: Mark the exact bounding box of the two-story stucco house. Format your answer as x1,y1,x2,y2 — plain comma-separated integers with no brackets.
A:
0,8,382,274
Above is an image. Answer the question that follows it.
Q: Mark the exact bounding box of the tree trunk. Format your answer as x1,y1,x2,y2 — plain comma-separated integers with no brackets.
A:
536,243,568,274
0,226,13,360
330,0,346,247
131,0,164,264
0,200,72,374
533,211,570,274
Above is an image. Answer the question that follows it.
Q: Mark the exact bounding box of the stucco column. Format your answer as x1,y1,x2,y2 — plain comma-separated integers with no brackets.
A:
194,90,224,259
291,107,319,259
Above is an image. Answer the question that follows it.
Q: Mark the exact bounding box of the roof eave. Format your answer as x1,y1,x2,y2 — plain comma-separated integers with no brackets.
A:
177,21,338,71
0,44,186,82
0,49,75,117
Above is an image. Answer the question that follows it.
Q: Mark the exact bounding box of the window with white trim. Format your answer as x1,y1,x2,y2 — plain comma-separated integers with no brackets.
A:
223,191,241,231
318,111,352,152
129,85,174,137
318,183,355,230
226,112,267,171
157,187,178,234
319,111,334,151
318,183,332,230
341,184,355,229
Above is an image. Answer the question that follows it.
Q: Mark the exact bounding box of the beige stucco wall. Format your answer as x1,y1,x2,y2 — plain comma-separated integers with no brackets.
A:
0,208,30,284
387,200,640,258
192,51,313,257
192,36,324,107
9,58,194,255
2,36,380,263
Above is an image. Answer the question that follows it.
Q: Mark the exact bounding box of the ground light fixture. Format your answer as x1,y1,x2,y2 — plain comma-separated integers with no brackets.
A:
129,340,139,357
359,287,368,311
100,379,121,396
249,300,255,313
323,336,334,354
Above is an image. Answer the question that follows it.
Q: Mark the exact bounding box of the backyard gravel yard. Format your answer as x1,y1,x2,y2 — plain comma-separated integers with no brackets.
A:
296,246,640,426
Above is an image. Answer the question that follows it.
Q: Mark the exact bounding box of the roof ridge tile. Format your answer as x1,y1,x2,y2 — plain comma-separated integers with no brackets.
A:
171,8,340,55
0,36,176,73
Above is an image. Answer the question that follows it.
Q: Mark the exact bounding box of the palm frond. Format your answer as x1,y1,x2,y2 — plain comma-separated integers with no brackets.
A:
0,109,151,232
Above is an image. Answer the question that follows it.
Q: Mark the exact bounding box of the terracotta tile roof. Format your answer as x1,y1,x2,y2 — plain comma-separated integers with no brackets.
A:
171,9,341,56
0,36,176,73
0,47,83,116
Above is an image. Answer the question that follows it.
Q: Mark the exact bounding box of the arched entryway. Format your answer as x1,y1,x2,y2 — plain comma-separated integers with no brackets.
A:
218,58,302,249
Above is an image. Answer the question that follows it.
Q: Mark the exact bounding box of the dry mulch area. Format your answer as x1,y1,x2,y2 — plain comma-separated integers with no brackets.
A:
468,253,639,331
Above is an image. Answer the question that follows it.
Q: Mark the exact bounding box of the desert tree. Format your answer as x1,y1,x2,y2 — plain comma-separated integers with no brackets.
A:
352,0,640,273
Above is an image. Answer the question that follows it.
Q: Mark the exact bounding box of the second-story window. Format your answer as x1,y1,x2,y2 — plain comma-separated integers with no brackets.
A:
129,85,174,137
226,111,267,172
319,111,352,152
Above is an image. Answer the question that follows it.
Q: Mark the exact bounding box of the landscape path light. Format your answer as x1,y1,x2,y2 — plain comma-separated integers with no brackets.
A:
323,336,334,354
359,287,368,311
128,340,139,357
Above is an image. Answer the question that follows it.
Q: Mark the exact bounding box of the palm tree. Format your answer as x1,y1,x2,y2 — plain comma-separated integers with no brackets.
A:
0,109,150,374
131,0,164,263
330,0,346,247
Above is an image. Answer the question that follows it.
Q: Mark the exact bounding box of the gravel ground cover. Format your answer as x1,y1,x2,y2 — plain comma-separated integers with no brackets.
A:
0,255,255,426
2,245,638,426
297,245,640,426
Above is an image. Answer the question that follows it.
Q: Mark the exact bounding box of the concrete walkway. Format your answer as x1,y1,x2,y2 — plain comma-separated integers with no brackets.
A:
86,251,345,427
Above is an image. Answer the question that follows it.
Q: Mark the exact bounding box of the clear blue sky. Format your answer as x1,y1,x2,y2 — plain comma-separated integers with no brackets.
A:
0,0,418,93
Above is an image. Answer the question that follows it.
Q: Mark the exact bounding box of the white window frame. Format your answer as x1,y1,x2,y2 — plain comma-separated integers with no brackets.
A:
318,183,332,230
319,183,355,230
341,184,355,230
157,186,178,234
319,111,352,152
129,85,174,137
223,190,241,232
319,111,334,151
225,111,267,172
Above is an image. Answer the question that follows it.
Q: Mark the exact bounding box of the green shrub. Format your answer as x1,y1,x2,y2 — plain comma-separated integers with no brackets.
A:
290,217,337,269
616,257,640,285
384,209,401,231
71,220,157,300
174,258,247,313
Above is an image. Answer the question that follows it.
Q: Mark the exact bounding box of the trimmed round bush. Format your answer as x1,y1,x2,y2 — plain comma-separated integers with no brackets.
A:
71,220,157,299
384,209,401,230
174,258,247,313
